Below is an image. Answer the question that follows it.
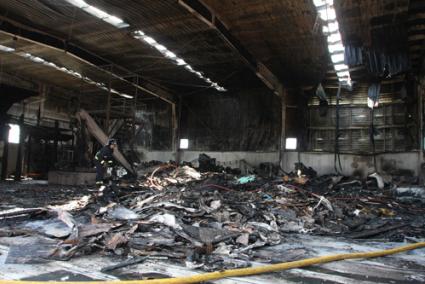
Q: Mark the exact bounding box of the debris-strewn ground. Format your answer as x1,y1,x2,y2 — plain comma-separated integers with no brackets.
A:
0,182,91,209
1,160,425,281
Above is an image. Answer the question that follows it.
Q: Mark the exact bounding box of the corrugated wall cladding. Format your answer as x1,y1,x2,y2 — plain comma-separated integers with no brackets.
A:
307,80,418,154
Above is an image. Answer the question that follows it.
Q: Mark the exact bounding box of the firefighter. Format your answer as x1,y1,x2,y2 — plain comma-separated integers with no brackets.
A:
94,138,117,186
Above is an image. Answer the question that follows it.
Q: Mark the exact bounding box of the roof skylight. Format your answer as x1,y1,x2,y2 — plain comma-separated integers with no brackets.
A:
0,44,133,99
63,0,129,28
164,51,177,59
334,64,348,71
64,0,226,92
313,0,351,86
176,58,186,66
154,44,167,52
0,45,15,52
143,36,157,45
331,53,344,63
132,30,227,91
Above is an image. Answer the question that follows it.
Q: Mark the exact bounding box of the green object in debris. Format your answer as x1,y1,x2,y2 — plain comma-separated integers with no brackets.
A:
237,175,256,184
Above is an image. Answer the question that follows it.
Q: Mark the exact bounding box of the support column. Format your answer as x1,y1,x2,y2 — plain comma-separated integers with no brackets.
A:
419,77,424,152
39,85,46,124
1,125,10,180
279,86,287,169
26,134,32,175
53,120,59,165
131,76,139,150
172,102,179,164
105,90,112,135
105,67,112,134
418,76,425,184
14,113,25,181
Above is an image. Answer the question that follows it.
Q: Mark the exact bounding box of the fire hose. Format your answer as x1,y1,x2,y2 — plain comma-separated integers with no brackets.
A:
1,242,424,284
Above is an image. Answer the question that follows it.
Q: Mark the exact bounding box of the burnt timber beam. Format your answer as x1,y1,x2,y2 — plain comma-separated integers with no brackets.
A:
178,0,284,96
77,109,135,175
0,18,175,104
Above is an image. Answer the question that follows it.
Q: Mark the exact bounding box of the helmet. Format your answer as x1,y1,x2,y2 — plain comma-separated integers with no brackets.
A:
106,138,117,146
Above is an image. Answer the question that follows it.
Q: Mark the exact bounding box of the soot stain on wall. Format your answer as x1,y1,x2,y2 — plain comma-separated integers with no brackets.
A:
180,88,281,151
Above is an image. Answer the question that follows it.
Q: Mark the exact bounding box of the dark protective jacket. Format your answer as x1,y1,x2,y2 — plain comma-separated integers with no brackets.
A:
95,145,114,165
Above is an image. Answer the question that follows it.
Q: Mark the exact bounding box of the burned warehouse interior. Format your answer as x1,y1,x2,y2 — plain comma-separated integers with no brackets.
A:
1,0,425,283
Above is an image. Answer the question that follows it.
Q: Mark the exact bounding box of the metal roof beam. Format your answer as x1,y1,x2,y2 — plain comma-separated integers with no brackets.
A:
178,0,284,96
0,17,175,104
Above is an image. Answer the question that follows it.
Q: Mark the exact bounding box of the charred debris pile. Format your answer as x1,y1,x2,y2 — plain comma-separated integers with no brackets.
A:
1,155,425,271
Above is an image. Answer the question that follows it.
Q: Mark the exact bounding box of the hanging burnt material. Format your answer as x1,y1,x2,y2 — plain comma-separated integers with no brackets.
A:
334,84,342,173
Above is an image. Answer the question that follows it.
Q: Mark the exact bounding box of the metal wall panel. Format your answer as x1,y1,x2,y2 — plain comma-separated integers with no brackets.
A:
307,82,417,154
